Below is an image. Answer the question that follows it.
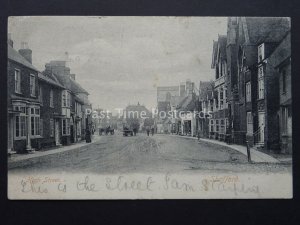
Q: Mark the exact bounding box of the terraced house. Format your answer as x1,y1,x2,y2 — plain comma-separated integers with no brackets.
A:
7,38,41,153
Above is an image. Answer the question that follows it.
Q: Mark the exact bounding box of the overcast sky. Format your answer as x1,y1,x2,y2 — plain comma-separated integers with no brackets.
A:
8,16,227,112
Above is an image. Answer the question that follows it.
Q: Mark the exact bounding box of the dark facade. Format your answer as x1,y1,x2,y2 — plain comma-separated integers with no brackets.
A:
211,35,230,142
7,41,41,153
225,17,291,152
38,72,64,149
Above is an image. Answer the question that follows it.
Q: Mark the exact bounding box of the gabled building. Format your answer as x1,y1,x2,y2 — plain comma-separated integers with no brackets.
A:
198,80,214,138
44,60,90,145
226,17,291,151
211,35,230,141
268,32,292,153
7,38,41,153
38,71,65,148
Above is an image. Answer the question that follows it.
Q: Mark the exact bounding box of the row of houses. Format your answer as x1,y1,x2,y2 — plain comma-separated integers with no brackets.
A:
198,17,292,154
8,36,92,154
156,17,291,155
156,79,198,136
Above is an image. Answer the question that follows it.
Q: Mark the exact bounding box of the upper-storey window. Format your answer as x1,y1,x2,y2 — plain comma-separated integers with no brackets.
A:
258,66,264,99
246,82,251,102
50,89,54,107
14,69,21,93
30,74,36,97
62,90,70,107
258,44,265,63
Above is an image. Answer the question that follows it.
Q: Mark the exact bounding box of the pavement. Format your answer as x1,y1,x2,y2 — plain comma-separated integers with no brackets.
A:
8,135,102,169
8,132,291,174
169,134,281,163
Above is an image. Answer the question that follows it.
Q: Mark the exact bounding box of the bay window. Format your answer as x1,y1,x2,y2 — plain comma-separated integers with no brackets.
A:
14,106,26,138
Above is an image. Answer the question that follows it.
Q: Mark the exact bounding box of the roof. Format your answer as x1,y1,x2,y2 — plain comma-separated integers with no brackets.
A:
177,95,196,111
8,45,39,72
199,81,214,100
170,96,185,108
38,72,65,89
70,78,89,95
211,41,218,68
218,35,227,59
244,17,291,45
125,104,151,115
211,35,227,68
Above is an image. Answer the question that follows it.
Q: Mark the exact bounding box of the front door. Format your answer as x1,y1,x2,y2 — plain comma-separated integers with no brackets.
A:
258,112,265,143
55,120,60,145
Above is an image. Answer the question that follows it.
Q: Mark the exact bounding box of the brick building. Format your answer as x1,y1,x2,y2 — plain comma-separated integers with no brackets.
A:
211,35,230,141
7,39,41,153
226,17,291,152
38,71,65,148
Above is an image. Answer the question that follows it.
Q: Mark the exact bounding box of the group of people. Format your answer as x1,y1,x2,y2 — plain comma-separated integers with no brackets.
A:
146,126,155,136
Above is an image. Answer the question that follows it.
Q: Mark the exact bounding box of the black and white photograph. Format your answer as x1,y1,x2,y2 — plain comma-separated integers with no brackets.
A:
7,16,292,199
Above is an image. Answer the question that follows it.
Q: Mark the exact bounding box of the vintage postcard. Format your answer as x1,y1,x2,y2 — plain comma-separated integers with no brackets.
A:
7,16,292,199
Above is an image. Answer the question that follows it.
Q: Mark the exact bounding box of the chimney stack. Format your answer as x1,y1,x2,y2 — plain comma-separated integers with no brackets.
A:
18,42,32,64
8,33,13,48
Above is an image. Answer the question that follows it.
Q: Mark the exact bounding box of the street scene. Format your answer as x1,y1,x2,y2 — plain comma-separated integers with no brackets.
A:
7,17,292,198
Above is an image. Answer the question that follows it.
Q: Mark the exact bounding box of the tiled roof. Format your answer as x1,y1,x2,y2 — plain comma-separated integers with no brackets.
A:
8,45,39,72
199,81,214,100
70,78,89,95
38,72,65,89
245,17,291,45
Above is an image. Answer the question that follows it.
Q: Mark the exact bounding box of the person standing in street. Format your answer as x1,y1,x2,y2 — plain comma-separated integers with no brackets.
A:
86,129,91,143
146,126,150,136
151,126,154,136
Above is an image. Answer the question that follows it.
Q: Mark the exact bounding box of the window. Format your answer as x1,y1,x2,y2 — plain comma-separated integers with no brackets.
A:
14,69,21,93
39,87,43,105
258,66,264,99
216,119,219,132
258,44,264,63
220,89,224,109
50,119,54,137
30,107,40,136
15,106,26,138
209,119,214,132
220,119,225,134
282,69,286,94
281,107,288,135
62,90,70,107
62,118,70,136
50,89,54,107
30,75,36,96
246,82,251,102
247,112,253,134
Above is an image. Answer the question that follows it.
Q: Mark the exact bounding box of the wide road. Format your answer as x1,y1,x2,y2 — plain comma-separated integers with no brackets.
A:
9,132,291,174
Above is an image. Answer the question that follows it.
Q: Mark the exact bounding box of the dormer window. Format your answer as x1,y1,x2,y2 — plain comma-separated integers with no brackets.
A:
258,44,265,63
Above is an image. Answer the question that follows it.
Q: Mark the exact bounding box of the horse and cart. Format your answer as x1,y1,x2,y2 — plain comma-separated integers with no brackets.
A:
99,126,114,135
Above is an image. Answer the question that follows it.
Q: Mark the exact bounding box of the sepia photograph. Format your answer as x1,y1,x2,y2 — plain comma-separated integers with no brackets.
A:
7,16,292,199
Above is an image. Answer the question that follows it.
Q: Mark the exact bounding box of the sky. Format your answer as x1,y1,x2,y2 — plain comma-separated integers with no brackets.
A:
8,16,227,112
